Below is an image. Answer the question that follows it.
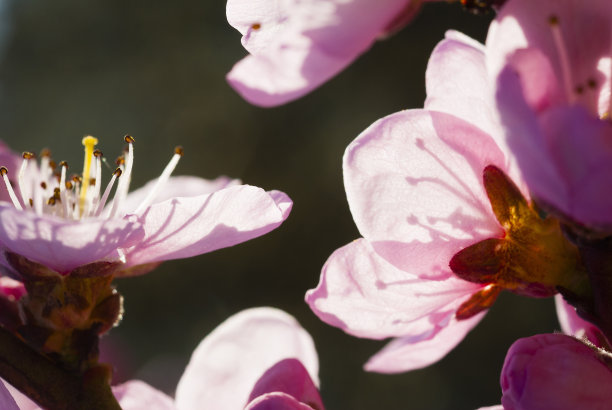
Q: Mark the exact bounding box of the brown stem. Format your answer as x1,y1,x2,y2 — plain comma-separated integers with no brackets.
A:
0,326,120,410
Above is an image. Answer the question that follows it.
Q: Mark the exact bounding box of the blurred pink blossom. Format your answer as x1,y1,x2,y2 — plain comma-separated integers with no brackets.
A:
487,0,612,229
0,137,291,276
306,31,536,373
226,0,432,107
4,307,324,410
500,333,612,410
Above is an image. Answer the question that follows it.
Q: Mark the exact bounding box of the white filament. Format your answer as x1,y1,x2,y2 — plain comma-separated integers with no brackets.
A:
1,172,23,210
17,157,30,209
95,173,119,217
108,142,133,218
60,164,71,218
550,18,575,103
133,152,181,214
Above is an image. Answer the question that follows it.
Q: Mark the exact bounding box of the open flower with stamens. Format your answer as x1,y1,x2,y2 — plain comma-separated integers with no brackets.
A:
487,0,612,230
0,136,292,277
306,31,588,373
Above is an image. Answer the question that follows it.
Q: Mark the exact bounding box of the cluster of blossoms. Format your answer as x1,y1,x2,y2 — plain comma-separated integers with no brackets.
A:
226,0,612,408
1,0,611,408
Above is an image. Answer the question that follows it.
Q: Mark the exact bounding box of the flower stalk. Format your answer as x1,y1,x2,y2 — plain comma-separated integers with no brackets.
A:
0,325,120,409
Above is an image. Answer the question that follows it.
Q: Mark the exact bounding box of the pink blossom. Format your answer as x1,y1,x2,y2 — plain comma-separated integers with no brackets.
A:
487,0,612,229
226,0,431,107
500,333,612,410
306,32,541,373
0,137,291,276
4,307,324,410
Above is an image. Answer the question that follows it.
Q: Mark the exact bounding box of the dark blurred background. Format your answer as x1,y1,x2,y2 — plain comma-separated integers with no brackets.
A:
0,1,561,409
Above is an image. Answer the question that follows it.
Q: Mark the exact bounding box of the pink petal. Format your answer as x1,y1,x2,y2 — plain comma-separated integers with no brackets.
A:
226,0,412,107
112,380,175,410
496,70,612,227
306,239,481,339
501,334,612,410
244,392,315,410
175,307,318,410
0,381,21,410
555,295,604,346
247,359,323,410
364,309,485,373
0,204,144,274
487,0,612,116
494,68,569,213
121,176,241,214
343,109,505,276
123,186,292,267
425,30,502,141
537,106,612,227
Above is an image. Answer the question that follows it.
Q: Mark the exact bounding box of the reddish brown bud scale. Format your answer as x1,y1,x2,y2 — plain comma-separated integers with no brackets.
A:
456,285,502,320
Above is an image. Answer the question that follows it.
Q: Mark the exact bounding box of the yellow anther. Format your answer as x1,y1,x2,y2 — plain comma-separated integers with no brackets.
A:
80,135,99,214
22,152,35,160
0,167,7,176
174,146,184,156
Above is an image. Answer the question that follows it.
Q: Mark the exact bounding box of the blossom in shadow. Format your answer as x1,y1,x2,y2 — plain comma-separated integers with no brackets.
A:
499,333,612,410
306,31,585,373
0,136,292,277
3,307,324,410
487,0,612,230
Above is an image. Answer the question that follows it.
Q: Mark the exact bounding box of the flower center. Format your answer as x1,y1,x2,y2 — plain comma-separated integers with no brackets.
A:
450,165,589,319
0,135,183,220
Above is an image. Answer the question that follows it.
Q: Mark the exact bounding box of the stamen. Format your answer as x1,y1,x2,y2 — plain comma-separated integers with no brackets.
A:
59,161,70,218
17,152,33,208
549,15,575,103
95,168,121,216
79,136,98,215
93,150,103,210
0,167,23,210
108,136,134,218
133,146,184,213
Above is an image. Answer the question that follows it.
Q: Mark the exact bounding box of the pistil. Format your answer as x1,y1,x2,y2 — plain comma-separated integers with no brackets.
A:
79,136,98,216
